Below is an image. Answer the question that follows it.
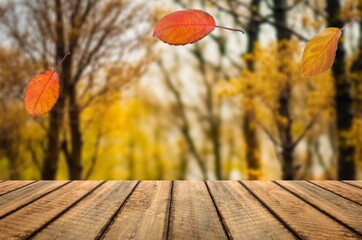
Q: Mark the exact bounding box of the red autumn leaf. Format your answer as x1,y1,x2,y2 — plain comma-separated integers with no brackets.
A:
24,70,59,117
153,9,244,45
24,52,69,117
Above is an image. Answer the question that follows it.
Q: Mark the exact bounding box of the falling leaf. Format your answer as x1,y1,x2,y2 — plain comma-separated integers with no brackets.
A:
24,52,69,117
153,9,244,45
301,28,342,77
24,70,59,117
153,9,216,45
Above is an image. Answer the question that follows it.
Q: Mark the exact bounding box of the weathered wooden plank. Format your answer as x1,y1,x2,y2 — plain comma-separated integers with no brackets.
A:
0,180,35,196
167,181,228,240
242,181,360,240
343,181,362,189
207,181,295,240
32,181,138,240
276,181,362,234
0,181,102,239
101,181,171,240
0,181,68,218
310,181,362,205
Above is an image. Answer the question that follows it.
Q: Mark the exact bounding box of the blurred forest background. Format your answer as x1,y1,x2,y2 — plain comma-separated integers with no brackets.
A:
0,0,361,180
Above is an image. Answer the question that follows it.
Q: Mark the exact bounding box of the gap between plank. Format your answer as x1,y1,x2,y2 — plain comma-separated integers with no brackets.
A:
25,181,106,240
204,181,233,240
341,181,362,190
239,181,302,240
0,181,71,220
273,181,362,237
96,181,140,240
307,181,362,207
166,180,174,240
0,181,38,197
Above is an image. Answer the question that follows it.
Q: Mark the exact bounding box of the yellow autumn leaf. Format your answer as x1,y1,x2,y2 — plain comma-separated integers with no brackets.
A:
301,28,342,77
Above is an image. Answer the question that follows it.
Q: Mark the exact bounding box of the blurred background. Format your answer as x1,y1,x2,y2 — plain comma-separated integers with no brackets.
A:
0,0,361,180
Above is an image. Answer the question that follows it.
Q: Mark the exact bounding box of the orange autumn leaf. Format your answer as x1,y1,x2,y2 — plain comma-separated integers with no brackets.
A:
24,70,59,117
301,27,342,77
24,52,69,117
153,9,244,45
153,9,216,45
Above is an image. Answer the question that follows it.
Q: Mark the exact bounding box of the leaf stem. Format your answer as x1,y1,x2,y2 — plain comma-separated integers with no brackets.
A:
341,17,359,31
215,25,245,34
55,52,71,72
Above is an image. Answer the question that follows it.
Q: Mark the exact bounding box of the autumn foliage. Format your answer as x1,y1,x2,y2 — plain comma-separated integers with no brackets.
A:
301,28,342,77
2,1,357,181
23,9,352,118
152,8,358,180
154,9,356,79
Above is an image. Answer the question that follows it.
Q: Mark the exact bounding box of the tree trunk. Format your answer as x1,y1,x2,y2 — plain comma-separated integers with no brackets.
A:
211,117,222,179
8,161,19,179
278,84,294,179
244,0,261,180
42,0,66,180
127,140,135,180
351,21,362,178
244,118,261,179
273,0,295,179
327,0,356,180
68,84,83,179
281,146,294,180
7,146,20,180
178,149,188,180
274,0,292,40
351,22,362,117
154,131,164,180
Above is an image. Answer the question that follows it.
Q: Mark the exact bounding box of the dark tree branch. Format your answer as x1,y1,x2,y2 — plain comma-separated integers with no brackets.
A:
208,0,309,42
290,114,318,150
158,60,208,179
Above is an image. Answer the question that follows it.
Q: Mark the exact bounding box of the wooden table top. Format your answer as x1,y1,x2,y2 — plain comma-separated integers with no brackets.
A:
0,180,361,239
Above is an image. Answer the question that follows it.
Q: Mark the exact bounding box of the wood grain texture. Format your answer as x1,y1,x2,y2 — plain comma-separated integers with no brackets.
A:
207,181,296,240
242,181,360,239
0,181,68,218
0,180,361,240
343,181,362,189
101,181,171,240
0,181,101,240
0,180,35,196
32,181,137,240
310,180,362,205
276,181,362,234
168,181,228,240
